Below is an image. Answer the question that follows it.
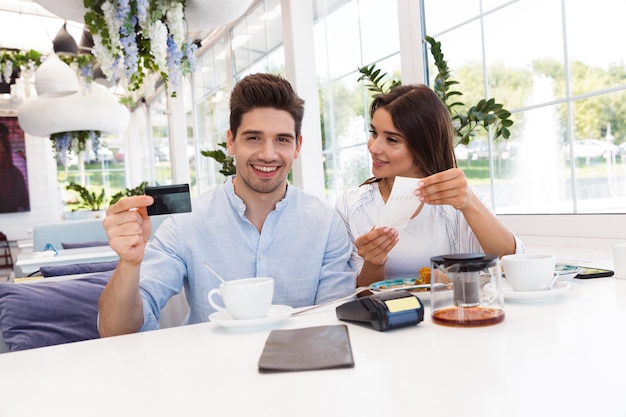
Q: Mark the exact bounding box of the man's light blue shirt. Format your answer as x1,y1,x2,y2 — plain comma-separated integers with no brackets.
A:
139,177,356,331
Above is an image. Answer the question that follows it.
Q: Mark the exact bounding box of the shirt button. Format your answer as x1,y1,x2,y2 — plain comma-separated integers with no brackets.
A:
259,254,264,260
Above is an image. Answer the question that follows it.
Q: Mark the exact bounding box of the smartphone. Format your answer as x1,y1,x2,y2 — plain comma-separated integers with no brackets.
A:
145,184,192,216
575,266,614,279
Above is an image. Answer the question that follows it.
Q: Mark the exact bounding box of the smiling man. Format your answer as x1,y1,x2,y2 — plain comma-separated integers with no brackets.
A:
98,73,356,336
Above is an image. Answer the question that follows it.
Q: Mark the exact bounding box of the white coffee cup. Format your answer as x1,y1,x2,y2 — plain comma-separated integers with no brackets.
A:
207,277,274,320
501,254,556,291
613,243,626,280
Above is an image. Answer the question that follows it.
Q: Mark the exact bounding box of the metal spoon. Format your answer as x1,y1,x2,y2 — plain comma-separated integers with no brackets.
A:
291,286,372,316
202,262,227,285
545,273,559,291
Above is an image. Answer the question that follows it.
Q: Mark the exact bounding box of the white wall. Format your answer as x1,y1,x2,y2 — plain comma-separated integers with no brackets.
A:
500,214,626,250
0,133,62,241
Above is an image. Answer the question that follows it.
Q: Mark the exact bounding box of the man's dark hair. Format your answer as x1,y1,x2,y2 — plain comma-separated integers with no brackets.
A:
229,73,305,138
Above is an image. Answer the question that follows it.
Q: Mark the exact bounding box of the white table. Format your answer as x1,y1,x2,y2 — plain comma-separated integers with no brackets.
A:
13,245,118,277
16,239,33,250
1,247,624,417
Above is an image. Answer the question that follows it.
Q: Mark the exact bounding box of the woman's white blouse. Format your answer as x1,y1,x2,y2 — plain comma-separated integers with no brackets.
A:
336,182,525,280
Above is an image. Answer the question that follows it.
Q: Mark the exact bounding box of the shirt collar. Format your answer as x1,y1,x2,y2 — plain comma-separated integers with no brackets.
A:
224,175,292,215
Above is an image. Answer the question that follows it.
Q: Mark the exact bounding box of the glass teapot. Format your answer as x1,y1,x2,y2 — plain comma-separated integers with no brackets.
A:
430,253,505,327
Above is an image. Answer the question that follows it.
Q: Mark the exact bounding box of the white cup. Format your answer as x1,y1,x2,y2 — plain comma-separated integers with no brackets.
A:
501,254,556,291
207,277,274,320
613,243,626,280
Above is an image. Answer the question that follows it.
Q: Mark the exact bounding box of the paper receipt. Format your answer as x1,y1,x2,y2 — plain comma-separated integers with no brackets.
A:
375,176,421,229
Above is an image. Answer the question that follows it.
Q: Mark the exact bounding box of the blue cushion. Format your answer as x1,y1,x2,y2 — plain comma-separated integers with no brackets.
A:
61,240,109,249
40,261,118,277
0,271,113,351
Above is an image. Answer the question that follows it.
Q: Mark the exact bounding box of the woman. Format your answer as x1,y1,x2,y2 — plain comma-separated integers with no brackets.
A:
336,84,524,287
0,123,29,213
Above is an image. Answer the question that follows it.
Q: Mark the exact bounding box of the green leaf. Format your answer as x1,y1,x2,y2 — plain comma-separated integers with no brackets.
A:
497,109,512,119
201,142,236,177
484,114,497,125
358,35,515,148
66,182,106,211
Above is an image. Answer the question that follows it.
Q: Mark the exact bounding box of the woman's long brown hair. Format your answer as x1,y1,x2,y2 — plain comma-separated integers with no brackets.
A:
369,84,457,177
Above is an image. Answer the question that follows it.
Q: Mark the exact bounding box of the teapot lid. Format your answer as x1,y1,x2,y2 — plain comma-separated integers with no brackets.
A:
430,253,498,271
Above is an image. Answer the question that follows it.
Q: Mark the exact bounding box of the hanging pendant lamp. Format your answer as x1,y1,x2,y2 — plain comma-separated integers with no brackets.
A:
33,53,79,98
52,22,78,56
78,28,94,55
18,83,130,137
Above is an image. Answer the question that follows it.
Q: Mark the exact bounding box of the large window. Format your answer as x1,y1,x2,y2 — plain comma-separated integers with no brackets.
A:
147,91,173,186
189,0,284,196
314,0,401,203
56,133,125,218
423,0,626,214
147,0,626,220
311,0,626,214
231,0,283,79
191,37,232,194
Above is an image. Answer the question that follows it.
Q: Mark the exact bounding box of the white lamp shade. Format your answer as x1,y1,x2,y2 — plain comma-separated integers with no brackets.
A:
18,84,130,137
186,0,253,31
35,53,79,98
34,0,254,31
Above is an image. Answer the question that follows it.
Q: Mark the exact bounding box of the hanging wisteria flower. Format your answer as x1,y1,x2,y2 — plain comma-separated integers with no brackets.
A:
50,130,101,163
166,35,183,89
79,61,93,81
183,40,198,73
100,1,121,55
83,0,196,96
120,30,139,80
51,132,71,157
166,2,185,45
148,20,168,72
0,49,42,86
2,60,12,84
60,54,97,90
136,0,149,28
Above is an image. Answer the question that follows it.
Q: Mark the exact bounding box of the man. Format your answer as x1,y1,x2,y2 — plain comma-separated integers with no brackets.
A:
98,73,356,336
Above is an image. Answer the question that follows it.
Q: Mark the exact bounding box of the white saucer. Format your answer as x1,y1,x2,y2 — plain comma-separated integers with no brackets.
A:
503,281,570,303
209,305,293,331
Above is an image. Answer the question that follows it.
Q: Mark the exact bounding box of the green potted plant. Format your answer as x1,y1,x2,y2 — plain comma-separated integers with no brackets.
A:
109,181,149,205
65,182,106,219
357,35,513,147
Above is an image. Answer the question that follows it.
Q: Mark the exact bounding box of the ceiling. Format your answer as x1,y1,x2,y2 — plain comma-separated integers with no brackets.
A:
0,0,255,113
0,0,256,54
0,0,83,53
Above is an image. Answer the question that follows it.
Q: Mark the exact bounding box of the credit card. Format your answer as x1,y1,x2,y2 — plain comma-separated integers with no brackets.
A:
145,184,192,216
